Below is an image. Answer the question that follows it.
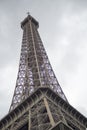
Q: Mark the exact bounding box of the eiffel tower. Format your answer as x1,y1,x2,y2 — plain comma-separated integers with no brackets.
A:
0,14,87,130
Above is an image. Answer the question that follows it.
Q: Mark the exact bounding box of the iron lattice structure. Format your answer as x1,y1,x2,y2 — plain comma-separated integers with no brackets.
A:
10,14,67,111
0,15,87,130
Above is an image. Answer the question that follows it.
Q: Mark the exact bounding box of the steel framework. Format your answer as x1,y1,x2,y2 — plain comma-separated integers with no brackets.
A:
0,15,87,130
10,14,67,111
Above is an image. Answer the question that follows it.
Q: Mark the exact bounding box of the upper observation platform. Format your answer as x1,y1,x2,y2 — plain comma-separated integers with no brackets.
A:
21,14,39,29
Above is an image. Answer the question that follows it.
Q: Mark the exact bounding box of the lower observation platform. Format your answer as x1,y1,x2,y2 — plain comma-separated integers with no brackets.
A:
0,87,87,130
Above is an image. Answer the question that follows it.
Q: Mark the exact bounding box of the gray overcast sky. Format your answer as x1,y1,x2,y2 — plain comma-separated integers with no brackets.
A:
0,0,87,119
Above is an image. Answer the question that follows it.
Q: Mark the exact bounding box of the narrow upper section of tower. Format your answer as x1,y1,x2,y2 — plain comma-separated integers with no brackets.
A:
21,14,39,29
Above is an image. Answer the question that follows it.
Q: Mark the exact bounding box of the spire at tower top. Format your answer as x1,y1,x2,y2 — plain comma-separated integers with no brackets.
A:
21,13,39,29
27,12,30,16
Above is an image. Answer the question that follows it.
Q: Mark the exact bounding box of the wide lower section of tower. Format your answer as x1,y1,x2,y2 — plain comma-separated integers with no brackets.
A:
0,87,87,130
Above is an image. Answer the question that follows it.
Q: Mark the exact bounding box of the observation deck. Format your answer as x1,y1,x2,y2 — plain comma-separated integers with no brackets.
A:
21,15,39,29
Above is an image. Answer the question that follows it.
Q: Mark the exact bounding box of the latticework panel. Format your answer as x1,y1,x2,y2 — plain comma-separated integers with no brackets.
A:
30,99,52,130
7,112,28,130
7,98,67,130
6,97,83,130
10,15,67,111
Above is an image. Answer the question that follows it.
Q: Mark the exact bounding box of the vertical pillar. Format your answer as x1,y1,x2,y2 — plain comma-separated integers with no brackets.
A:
44,98,55,127
28,109,31,130
59,123,65,130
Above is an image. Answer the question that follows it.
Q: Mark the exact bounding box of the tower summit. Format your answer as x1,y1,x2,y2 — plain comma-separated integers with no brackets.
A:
0,14,87,130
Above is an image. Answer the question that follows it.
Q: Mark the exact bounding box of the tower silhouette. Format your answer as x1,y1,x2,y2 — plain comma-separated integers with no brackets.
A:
0,15,87,130
10,14,67,112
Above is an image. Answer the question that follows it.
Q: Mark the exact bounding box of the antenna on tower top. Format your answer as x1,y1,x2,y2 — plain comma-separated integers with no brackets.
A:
27,12,30,16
